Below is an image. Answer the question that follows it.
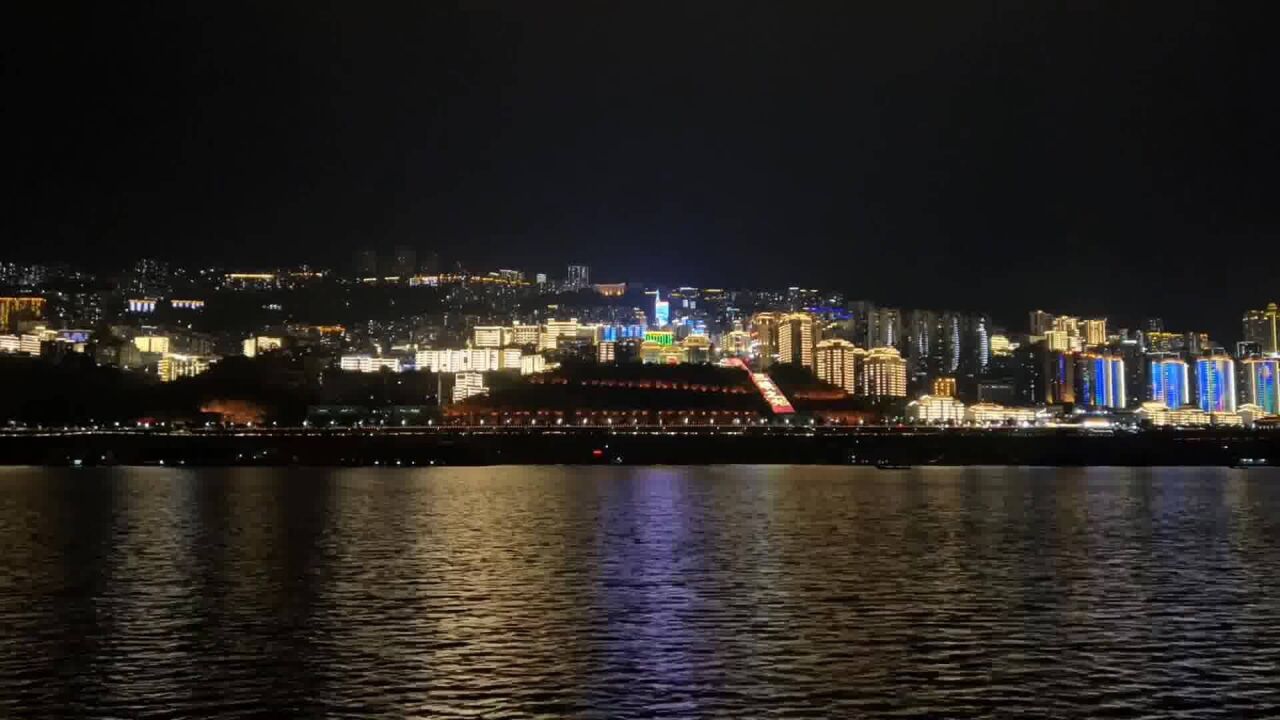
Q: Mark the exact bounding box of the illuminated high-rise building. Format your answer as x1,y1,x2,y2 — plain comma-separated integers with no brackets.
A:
653,292,670,327
1144,332,1176,353
867,307,902,349
777,313,816,368
158,354,213,382
751,312,782,366
452,372,487,403
1184,331,1211,355
1041,348,1076,405
544,319,580,342
1029,309,1055,336
566,264,590,290
906,395,966,423
510,324,540,347
859,347,907,398
1044,330,1071,352
1150,356,1190,409
1196,354,1236,413
0,297,45,332
1052,315,1079,337
499,348,523,370
681,334,711,364
722,329,751,356
815,339,861,394
242,336,283,357
976,318,990,370
597,341,616,364
129,258,172,296
990,334,1014,356
1242,356,1279,415
472,326,508,348
133,335,171,354
932,376,957,397
415,349,500,372
1080,353,1126,409
643,330,674,346
1083,319,1107,346
19,333,43,355
1237,340,1262,359
1242,303,1279,355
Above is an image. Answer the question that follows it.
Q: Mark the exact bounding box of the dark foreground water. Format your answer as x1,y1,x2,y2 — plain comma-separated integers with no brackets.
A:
2,467,1280,718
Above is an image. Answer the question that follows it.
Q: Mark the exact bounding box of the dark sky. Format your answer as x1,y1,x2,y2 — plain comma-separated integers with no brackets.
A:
4,2,1277,338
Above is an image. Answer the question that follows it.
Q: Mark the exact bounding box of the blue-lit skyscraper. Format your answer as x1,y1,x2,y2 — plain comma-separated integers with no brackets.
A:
653,292,670,328
1082,353,1126,409
1243,356,1279,415
1150,356,1189,409
1196,354,1236,413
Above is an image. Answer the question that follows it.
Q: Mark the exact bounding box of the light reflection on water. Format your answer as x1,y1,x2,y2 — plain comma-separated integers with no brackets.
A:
1,465,1279,717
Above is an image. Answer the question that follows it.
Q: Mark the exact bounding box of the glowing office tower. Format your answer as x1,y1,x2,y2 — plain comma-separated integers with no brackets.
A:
777,313,816,368
653,292,670,328
1242,356,1279,415
1083,318,1107,346
751,312,782,364
859,347,908,398
1082,353,1126,409
932,376,957,397
1195,354,1236,413
815,339,860,394
1242,303,1279,355
1150,357,1190,409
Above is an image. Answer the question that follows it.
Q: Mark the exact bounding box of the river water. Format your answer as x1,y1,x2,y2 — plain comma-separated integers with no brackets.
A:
2,466,1279,718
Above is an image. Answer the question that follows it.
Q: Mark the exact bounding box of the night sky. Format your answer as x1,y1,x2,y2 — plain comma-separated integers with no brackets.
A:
4,2,1277,338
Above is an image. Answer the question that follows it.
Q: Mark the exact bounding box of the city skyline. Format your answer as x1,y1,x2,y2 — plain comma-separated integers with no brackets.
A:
2,254,1275,348
5,5,1280,719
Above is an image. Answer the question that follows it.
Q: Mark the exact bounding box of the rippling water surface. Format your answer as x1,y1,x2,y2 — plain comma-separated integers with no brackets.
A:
2,466,1280,718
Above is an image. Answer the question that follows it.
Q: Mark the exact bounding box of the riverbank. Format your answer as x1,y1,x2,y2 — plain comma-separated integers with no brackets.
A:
0,427,1275,466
